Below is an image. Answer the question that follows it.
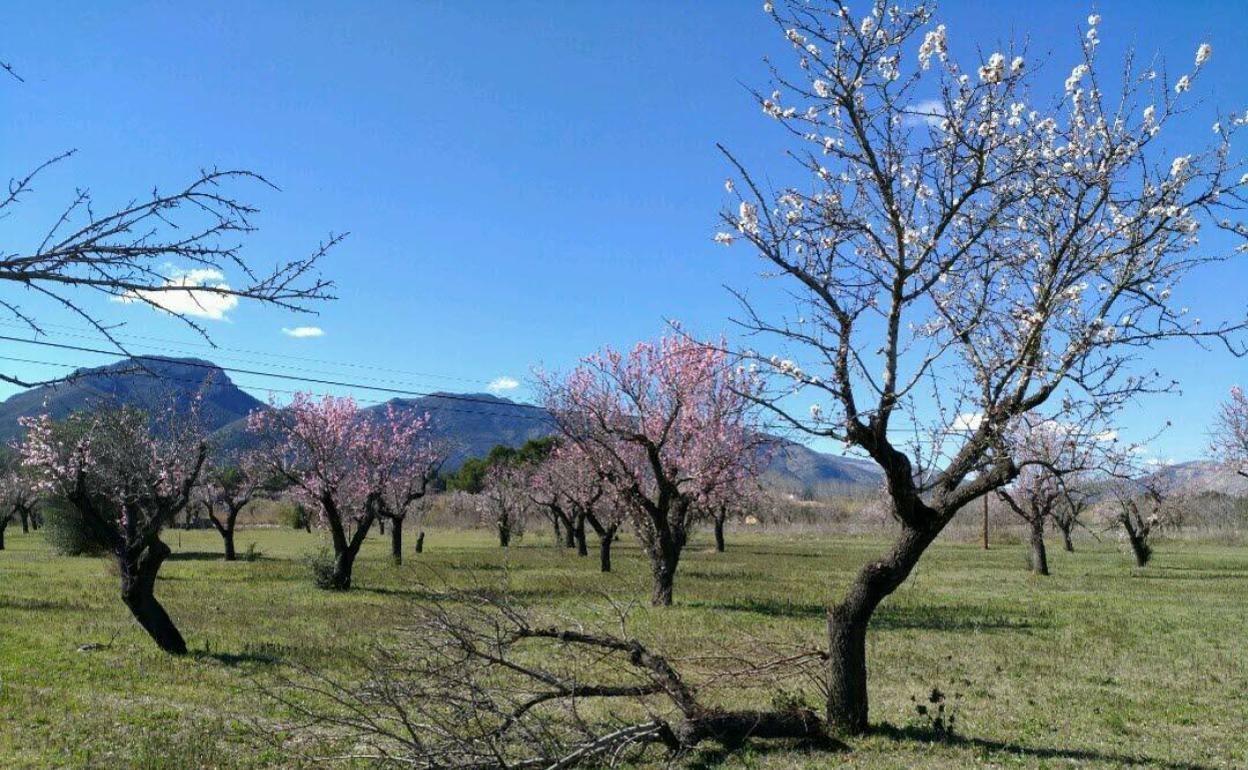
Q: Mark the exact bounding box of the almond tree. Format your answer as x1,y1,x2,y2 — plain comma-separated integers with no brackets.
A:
1211,385,1248,478
530,444,619,569
717,1,1247,732
539,333,764,605
479,463,530,547
20,404,205,653
361,408,445,565
997,417,1107,574
196,456,264,561
0,455,37,551
248,394,429,589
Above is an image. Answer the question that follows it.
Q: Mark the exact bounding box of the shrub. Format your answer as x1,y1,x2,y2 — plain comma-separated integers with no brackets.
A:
305,548,339,590
41,499,107,557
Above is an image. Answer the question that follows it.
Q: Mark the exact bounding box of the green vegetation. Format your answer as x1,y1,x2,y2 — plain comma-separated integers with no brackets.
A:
0,526,1245,769
444,437,558,493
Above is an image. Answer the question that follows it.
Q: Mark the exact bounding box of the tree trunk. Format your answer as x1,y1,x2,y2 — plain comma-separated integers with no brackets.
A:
563,519,576,549
826,524,938,734
222,529,236,561
328,546,359,590
120,537,187,655
713,517,726,553
499,522,511,548
378,518,385,536
390,519,403,565
651,549,678,606
1029,517,1049,576
552,517,562,545
1060,525,1074,552
1127,531,1151,566
415,531,425,553
599,530,614,572
574,515,588,556
19,508,29,534
0,521,6,551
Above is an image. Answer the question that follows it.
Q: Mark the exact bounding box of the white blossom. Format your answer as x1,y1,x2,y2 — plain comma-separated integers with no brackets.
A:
1175,75,1191,94
1195,43,1212,67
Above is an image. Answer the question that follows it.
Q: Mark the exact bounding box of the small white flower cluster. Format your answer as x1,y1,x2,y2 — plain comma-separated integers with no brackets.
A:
1065,64,1088,93
737,201,760,235
1196,42,1212,67
978,52,1006,84
917,24,947,70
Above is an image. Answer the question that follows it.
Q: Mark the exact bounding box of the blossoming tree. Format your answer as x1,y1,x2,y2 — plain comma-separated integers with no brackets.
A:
360,406,445,565
248,394,432,589
1211,386,1248,478
996,417,1108,574
196,455,265,561
0,454,37,551
716,0,1247,732
20,404,206,653
479,462,531,547
529,443,621,568
539,333,765,605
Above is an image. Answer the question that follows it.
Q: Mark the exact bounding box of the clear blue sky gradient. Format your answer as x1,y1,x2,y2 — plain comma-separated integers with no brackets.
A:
3,1,1246,461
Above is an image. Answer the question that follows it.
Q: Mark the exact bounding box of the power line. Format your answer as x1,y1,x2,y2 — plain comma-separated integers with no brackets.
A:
0,334,552,415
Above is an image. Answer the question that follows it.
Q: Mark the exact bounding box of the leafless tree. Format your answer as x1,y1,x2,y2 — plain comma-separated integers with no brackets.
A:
1106,465,1185,567
259,589,831,768
716,1,1248,732
1,62,337,387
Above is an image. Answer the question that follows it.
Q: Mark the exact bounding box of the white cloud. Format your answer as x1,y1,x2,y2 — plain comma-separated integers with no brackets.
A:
282,326,325,338
952,412,984,431
903,98,947,128
487,376,519,393
113,268,239,320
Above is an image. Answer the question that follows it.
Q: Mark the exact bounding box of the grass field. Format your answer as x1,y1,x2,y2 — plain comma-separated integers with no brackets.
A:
0,525,1245,769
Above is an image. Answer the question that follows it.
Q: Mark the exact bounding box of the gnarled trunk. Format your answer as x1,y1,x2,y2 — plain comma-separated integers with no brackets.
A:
826,523,938,734
1029,517,1049,575
551,517,562,545
222,529,236,561
499,522,512,548
324,497,374,590
120,537,187,655
19,507,29,534
713,517,726,553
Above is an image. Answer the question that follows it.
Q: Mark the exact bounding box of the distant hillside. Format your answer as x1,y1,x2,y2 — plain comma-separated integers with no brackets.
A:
0,357,883,494
0,357,263,444
1145,459,1248,497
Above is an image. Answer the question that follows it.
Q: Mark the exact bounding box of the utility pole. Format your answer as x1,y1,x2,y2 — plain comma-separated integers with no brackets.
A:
982,495,989,550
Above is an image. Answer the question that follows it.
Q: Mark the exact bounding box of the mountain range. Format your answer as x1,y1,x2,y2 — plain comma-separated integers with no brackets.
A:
0,357,886,496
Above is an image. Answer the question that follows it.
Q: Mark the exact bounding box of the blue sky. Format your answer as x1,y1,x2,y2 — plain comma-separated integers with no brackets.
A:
2,1,1246,462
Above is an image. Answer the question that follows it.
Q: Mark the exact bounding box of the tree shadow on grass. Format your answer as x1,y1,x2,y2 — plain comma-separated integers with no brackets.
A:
875,723,1224,770
686,733,848,770
195,650,282,667
166,551,231,562
689,598,1046,631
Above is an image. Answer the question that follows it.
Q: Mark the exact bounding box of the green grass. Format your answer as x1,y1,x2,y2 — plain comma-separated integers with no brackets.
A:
1,526,1245,769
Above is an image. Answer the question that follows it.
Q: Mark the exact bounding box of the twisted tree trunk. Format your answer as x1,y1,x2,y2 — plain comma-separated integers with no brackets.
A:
1060,524,1074,552
826,523,938,734
574,514,588,556
120,537,187,655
